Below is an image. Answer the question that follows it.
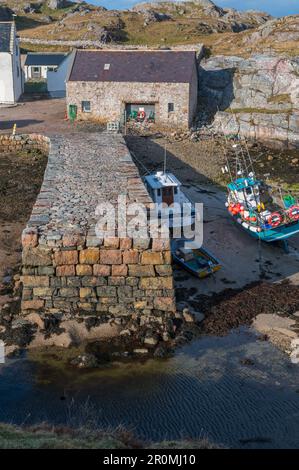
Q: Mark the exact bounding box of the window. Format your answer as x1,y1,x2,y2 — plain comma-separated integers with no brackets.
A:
104,63,110,70
168,103,174,113
17,66,19,77
48,66,57,72
16,46,18,56
32,66,41,79
174,187,178,194
157,189,161,197
82,101,91,113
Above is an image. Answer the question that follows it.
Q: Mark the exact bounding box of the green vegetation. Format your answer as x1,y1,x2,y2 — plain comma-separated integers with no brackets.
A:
267,94,292,104
24,81,48,94
0,423,134,449
225,108,293,115
21,43,70,54
0,423,218,449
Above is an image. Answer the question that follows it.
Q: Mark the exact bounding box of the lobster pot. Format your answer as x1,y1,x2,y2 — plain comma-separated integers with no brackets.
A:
125,103,156,121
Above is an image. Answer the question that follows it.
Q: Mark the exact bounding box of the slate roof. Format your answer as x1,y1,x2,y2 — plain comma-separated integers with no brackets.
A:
25,53,67,67
0,22,13,53
68,50,197,83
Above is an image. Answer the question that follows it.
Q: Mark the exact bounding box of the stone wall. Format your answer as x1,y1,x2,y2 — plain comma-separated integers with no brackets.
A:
21,235,175,316
0,134,50,154
19,133,177,344
66,79,197,129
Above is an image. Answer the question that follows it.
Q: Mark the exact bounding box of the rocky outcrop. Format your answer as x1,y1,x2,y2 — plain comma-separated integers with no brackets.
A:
245,15,299,46
132,1,272,33
211,111,299,149
14,0,273,46
198,54,299,148
47,0,68,9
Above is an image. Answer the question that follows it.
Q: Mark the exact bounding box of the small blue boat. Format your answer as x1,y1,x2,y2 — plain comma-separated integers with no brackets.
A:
172,239,221,278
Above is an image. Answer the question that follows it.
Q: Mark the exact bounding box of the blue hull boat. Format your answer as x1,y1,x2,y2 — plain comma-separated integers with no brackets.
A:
220,124,299,249
227,175,299,247
231,213,299,242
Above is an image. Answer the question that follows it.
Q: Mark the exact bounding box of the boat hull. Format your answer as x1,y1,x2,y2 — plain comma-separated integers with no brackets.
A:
172,242,221,278
231,213,299,242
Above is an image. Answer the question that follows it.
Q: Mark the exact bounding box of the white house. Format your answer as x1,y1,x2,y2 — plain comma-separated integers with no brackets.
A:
24,53,68,81
47,52,73,98
0,21,23,104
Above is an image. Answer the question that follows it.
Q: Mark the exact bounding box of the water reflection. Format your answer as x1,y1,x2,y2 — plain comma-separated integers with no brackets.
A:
0,327,299,448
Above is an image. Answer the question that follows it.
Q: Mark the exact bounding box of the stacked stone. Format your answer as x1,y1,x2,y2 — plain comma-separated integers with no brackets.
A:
0,134,50,154
21,234,175,316
20,132,177,327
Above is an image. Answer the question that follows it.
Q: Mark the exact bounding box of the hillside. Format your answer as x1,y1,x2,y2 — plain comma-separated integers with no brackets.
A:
205,14,299,56
0,0,276,52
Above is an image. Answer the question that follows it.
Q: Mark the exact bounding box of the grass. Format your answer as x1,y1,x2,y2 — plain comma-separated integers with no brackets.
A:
267,94,292,104
21,43,71,53
0,423,219,449
224,107,293,115
0,423,132,449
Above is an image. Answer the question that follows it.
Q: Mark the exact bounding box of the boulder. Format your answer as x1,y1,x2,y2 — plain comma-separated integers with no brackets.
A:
70,353,98,369
47,0,68,10
183,308,195,323
23,3,42,14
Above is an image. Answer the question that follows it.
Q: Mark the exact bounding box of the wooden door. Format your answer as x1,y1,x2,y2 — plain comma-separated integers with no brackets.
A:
162,187,174,205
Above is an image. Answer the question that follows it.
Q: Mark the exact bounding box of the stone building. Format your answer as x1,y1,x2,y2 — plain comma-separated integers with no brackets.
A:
66,50,198,129
0,21,23,104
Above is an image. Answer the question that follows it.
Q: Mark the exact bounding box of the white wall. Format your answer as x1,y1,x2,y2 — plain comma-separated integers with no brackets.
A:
25,65,48,80
0,53,14,103
0,34,23,104
12,39,23,101
48,54,72,98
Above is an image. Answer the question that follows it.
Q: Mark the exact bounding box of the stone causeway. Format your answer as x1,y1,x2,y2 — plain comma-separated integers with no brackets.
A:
17,132,176,321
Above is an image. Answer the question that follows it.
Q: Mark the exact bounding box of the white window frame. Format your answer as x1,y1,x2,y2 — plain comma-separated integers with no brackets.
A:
82,101,91,113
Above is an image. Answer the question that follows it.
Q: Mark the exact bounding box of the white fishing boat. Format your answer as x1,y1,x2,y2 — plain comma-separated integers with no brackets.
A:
143,171,195,229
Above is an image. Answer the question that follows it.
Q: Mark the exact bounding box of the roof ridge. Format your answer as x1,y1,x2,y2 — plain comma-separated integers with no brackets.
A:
76,49,196,53
27,52,67,55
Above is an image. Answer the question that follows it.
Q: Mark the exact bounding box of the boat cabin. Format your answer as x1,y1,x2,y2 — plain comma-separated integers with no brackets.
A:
228,177,261,209
144,172,188,206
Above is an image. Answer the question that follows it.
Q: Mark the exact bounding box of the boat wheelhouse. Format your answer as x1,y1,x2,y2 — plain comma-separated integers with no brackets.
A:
144,171,195,229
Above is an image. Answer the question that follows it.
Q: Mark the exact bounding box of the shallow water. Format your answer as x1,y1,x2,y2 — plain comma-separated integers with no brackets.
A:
1,327,299,449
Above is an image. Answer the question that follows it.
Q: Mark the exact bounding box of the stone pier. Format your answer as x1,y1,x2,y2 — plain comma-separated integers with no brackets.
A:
18,132,176,342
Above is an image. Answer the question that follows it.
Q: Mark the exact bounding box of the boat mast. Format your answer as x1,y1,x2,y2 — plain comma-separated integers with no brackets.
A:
163,142,167,175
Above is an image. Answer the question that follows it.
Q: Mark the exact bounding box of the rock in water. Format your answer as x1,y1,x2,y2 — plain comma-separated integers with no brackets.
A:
71,353,98,369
